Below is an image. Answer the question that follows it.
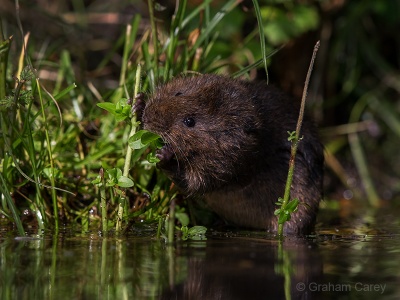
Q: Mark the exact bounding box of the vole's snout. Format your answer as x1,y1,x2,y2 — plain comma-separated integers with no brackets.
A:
156,144,174,162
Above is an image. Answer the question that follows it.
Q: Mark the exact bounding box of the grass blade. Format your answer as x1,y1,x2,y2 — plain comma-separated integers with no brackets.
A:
0,172,25,236
252,0,269,82
188,0,239,58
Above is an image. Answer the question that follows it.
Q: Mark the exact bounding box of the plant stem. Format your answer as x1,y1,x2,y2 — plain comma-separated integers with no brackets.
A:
0,19,11,101
348,94,381,207
168,198,176,244
0,19,12,160
348,132,380,207
277,41,320,237
99,168,107,233
157,216,163,239
37,78,59,231
147,0,159,81
116,65,142,232
123,65,142,178
276,242,293,300
101,186,107,232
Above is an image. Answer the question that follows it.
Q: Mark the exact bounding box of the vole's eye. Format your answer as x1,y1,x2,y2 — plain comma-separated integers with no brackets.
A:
183,117,196,127
175,92,183,96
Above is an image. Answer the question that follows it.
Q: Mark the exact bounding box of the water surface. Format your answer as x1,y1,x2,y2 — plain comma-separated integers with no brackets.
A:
1,207,400,300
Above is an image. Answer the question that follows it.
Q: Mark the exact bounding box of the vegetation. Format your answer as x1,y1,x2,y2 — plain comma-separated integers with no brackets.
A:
0,0,265,237
1,0,399,237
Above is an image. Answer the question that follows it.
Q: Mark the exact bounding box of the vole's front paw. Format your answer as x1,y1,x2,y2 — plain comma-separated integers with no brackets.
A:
132,92,146,121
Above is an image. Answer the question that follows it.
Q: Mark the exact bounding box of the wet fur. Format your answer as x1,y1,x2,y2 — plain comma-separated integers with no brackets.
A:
142,74,324,234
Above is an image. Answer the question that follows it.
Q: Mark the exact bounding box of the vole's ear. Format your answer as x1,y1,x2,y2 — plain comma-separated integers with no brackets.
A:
197,85,225,114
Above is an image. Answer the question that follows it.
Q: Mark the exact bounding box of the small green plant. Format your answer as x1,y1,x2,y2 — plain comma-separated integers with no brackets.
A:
95,64,159,232
129,129,164,164
0,66,33,111
175,210,207,241
164,199,207,242
274,196,299,225
92,167,134,190
97,98,132,123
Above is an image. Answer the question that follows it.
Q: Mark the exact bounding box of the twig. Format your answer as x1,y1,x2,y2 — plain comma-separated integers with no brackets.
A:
277,41,320,237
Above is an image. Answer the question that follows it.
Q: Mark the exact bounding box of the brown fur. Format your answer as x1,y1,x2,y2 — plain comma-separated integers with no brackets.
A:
142,74,324,234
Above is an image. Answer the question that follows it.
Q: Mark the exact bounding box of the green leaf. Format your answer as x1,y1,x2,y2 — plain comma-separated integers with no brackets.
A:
42,167,61,180
105,168,122,186
97,100,130,122
129,130,163,150
286,199,299,213
287,131,296,141
106,168,121,178
91,175,103,186
187,226,207,240
54,83,77,100
175,212,190,227
180,225,189,241
142,131,163,146
20,66,34,82
115,105,130,122
129,130,147,149
118,176,134,188
278,212,290,224
153,137,164,149
147,152,160,163
97,102,116,114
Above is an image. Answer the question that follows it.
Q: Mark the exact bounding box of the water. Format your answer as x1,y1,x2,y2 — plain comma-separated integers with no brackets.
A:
1,207,400,300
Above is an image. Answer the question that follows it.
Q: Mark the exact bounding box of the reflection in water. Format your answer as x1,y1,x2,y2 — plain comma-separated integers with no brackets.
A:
161,237,322,300
0,233,322,299
0,234,173,299
163,232,400,300
1,230,400,299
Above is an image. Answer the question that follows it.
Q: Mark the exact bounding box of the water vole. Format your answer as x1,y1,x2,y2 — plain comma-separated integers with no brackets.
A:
141,74,324,234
